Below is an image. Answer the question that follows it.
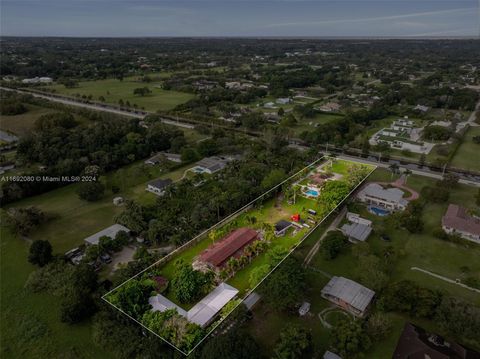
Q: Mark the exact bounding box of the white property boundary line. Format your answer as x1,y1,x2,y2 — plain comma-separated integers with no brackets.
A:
102,157,377,355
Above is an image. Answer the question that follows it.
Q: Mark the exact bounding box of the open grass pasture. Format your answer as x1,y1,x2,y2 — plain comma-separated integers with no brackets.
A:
450,126,480,172
46,77,195,112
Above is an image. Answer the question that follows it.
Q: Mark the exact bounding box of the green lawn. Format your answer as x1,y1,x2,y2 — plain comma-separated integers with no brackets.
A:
45,77,195,112
0,103,90,137
0,222,112,359
256,167,480,357
450,126,480,172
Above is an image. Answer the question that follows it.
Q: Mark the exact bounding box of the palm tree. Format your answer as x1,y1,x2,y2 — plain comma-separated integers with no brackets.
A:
389,163,399,179
403,169,412,184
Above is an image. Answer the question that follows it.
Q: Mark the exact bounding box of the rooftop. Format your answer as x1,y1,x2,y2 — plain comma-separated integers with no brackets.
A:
84,224,130,245
196,156,228,173
149,282,239,328
148,178,172,190
359,183,408,206
341,222,372,242
393,323,479,359
442,204,480,236
321,276,375,312
199,227,258,267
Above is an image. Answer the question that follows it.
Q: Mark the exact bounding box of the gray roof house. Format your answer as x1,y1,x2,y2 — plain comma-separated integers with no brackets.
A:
357,183,408,211
146,178,172,196
340,222,372,242
149,282,238,328
192,156,228,174
145,152,182,165
84,224,130,246
321,276,375,317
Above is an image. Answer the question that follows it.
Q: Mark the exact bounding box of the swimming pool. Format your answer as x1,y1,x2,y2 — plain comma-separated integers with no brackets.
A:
305,189,319,197
368,205,390,216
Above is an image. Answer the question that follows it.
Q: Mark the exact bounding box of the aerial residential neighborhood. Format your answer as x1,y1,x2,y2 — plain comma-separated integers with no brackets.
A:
1,1,480,358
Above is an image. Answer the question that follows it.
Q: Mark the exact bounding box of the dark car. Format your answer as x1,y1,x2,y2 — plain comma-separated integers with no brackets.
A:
100,253,112,264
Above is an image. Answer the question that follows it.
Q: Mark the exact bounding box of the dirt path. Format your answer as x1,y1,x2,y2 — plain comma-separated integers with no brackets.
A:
303,206,347,266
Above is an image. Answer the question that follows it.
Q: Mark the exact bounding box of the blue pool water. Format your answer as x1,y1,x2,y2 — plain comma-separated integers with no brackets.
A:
305,189,319,197
368,206,390,216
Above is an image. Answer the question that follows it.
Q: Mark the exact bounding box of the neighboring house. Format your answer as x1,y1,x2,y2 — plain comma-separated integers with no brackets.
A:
357,183,408,211
340,222,372,242
191,156,228,174
83,224,130,246
442,204,480,244
22,76,53,84
319,102,341,112
146,178,172,196
276,97,291,105
321,276,375,317
323,351,342,359
196,228,259,270
145,152,182,165
274,220,293,236
369,117,434,154
346,212,372,226
413,104,430,112
393,323,479,359
149,282,238,328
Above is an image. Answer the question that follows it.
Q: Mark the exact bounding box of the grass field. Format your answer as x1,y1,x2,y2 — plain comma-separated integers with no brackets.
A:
0,158,203,357
0,104,57,136
0,220,113,359
450,126,480,172
46,77,195,112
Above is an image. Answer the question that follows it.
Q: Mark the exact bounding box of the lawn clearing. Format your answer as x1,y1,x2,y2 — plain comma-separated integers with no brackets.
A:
450,126,480,172
45,76,195,112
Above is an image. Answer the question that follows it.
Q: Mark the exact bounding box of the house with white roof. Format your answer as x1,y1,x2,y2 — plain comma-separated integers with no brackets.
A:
357,183,408,211
83,224,130,246
148,282,238,328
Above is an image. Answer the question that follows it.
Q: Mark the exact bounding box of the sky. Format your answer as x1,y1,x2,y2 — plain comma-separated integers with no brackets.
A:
1,0,479,38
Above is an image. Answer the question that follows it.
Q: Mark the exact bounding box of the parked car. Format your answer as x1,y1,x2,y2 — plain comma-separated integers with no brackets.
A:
100,253,112,264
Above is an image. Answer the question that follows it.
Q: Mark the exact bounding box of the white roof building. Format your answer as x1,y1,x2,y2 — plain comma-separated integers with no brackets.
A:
83,224,130,246
148,282,239,328
357,183,408,211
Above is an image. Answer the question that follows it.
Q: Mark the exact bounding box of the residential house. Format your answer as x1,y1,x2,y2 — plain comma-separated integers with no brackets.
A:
149,282,239,328
276,97,291,105
195,228,259,270
146,178,172,196
413,104,430,113
191,156,229,174
393,323,479,359
319,102,341,112
145,152,182,165
83,224,130,246
357,183,408,211
321,276,375,317
340,222,372,242
442,204,480,244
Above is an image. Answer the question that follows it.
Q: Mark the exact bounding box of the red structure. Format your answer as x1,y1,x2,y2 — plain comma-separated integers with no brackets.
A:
291,214,300,222
199,228,258,268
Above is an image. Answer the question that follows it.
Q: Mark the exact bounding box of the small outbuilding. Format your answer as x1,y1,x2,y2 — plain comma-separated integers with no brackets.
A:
274,220,293,236
113,196,124,206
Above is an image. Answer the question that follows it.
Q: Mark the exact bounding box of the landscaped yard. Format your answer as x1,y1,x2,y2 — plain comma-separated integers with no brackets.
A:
450,126,480,172
45,76,195,112
103,158,375,353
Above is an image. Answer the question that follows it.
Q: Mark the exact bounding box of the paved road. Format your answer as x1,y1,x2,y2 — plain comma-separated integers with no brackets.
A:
3,86,479,185
0,86,195,129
